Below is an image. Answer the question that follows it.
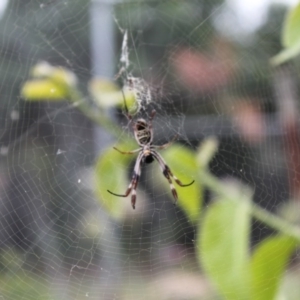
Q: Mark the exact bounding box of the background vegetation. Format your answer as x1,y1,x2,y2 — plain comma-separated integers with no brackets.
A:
1,0,300,299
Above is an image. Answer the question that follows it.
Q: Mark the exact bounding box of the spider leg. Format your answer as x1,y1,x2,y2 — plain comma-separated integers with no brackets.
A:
107,152,143,209
131,156,143,209
152,152,194,203
113,147,140,155
107,188,131,198
169,170,194,187
152,153,178,203
154,152,194,187
152,134,178,150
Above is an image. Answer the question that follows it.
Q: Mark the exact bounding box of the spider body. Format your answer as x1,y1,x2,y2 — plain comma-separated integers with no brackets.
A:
142,151,154,164
107,110,194,209
134,118,151,145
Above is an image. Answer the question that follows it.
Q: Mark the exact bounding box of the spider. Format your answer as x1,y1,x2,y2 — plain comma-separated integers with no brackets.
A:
107,109,194,209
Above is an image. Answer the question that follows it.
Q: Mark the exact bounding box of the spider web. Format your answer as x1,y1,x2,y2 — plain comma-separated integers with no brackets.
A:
0,0,299,299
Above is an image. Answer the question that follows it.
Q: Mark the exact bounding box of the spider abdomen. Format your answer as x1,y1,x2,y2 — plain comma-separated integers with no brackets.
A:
135,119,151,145
136,129,151,145
137,131,151,145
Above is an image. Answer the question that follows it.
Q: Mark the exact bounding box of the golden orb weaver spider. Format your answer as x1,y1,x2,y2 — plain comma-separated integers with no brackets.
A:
107,106,194,209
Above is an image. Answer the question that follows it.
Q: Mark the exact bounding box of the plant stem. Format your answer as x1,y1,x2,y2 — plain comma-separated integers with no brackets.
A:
198,169,300,242
69,88,129,141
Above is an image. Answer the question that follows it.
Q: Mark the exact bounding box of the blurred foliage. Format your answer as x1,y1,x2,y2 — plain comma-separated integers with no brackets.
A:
196,152,300,300
0,250,48,299
272,2,300,65
230,5,287,108
114,0,225,111
89,78,137,113
116,0,223,53
198,189,298,300
95,140,136,220
21,62,77,100
0,272,50,300
114,1,295,114
196,136,219,169
0,0,91,149
4,0,300,299
251,235,297,300
199,196,251,299
154,143,201,223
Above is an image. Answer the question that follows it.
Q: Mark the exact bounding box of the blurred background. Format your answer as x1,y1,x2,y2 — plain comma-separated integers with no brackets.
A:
0,0,299,299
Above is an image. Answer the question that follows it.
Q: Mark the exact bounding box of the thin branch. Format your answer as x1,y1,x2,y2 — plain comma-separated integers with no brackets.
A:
68,88,129,141
198,169,300,243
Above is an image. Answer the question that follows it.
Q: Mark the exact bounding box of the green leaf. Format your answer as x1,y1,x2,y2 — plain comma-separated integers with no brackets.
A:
21,79,67,101
31,61,77,88
196,136,219,169
271,3,300,65
94,140,135,220
282,3,300,48
270,40,300,66
199,198,251,300
89,78,137,113
250,235,298,300
158,144,201,223
21,62,79,101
